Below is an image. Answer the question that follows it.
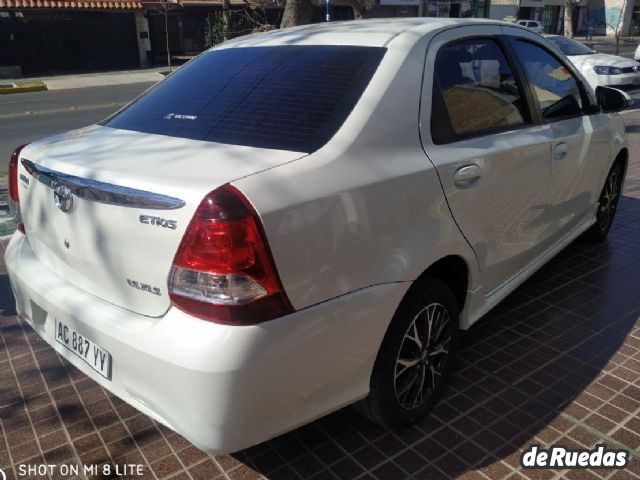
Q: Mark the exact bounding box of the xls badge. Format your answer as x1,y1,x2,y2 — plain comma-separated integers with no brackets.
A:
53,182,73,213
127,278,161,296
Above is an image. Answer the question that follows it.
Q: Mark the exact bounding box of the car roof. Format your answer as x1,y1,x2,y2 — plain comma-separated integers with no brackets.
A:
215,18,517,50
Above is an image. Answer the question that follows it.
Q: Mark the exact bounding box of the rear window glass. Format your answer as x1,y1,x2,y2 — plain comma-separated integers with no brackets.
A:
103,45,386,153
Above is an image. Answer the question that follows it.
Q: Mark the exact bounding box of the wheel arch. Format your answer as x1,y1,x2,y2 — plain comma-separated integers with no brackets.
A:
408,255,470,312
614,147,628,178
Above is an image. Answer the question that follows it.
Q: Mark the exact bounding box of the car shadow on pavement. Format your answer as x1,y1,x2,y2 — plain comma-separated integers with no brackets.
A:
232,196,640,479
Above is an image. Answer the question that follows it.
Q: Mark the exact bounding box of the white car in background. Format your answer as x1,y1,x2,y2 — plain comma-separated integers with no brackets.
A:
6,20,630,454
516,19,545,34
547,35,640,88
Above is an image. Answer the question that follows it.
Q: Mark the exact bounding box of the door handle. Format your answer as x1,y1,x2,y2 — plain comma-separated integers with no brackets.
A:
454,164,482,187
553,142,569,160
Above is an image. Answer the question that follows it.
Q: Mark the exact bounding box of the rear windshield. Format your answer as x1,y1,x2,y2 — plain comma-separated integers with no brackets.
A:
103,45,386,153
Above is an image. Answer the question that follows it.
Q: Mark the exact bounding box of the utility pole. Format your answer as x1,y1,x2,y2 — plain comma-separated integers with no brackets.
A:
163,2,171,72
326,0,330,21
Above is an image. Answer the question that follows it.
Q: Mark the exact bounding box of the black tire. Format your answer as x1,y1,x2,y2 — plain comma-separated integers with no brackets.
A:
584,162,623,242
356,278,459,428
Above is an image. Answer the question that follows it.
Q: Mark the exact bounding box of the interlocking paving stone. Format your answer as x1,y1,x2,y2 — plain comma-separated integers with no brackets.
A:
2,113,640,480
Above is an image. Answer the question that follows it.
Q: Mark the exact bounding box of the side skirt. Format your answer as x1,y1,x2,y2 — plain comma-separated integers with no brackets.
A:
460,208,598,330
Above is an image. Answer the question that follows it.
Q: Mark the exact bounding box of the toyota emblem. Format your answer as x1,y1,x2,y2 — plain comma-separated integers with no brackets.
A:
53,183,73,213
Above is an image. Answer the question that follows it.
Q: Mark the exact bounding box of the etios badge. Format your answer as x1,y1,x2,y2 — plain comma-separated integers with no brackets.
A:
53,183,73,213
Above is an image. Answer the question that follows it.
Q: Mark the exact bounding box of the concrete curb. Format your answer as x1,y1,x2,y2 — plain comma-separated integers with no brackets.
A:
0,81,47,95
42,70,166,91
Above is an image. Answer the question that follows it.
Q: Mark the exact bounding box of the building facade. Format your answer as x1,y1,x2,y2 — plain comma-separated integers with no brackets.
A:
0,2,144,75
0,0,284,76
3,0,636,78
487,0,637,36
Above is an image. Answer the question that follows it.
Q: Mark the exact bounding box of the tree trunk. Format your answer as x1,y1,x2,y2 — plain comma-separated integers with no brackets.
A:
352,8,363,19
280,0,313,28
222,0,230,41
164,6,172,72
564,0,573,38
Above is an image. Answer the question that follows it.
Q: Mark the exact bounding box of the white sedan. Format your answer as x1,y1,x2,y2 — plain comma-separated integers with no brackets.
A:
515,19,545,34
547,35,640,88
6,20,629,454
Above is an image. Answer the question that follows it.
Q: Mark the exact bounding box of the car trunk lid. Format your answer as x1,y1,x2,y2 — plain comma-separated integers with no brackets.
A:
17,125,305,317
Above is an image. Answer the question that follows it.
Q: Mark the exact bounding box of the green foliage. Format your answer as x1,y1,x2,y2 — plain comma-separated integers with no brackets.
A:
204,11,226,47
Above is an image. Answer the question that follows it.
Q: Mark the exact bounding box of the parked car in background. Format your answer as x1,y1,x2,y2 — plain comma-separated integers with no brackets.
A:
6,19,629,454
516,19,545,34
547,35,640,89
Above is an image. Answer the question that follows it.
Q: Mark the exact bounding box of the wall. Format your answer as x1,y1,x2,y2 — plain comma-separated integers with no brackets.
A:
489,0,518,20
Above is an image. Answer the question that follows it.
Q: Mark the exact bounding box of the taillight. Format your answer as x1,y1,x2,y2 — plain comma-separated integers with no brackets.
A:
8,144,28,234
169,184,293,325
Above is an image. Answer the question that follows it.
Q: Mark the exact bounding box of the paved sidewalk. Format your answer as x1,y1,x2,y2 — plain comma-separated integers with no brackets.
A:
0,116,639,479
576,35,639,58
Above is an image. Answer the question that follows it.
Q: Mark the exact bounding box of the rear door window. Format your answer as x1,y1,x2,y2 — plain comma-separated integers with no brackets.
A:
103,45,386,153
431,38,530,144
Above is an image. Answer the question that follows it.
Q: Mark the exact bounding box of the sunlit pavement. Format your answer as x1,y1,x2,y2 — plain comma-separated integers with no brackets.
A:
0,114,639,480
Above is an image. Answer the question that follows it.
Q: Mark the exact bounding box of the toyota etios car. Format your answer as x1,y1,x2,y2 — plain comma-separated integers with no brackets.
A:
6,19,629,453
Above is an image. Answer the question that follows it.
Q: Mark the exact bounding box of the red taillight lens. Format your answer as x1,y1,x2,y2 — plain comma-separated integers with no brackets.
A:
169,184,293,325
8,144,28,234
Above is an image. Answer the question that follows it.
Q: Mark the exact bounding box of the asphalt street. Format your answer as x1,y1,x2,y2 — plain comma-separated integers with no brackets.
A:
0,82,155,237
0,82,154,171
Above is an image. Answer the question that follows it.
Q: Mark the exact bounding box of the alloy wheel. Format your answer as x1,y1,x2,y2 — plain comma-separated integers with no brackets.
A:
598,169,621,233
394,302,451,410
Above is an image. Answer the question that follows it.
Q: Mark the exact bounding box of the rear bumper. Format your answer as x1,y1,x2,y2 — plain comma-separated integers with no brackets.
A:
5,232,406,453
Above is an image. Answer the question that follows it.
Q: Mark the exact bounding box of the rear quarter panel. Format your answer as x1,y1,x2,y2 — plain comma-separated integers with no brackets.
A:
233,33,478,315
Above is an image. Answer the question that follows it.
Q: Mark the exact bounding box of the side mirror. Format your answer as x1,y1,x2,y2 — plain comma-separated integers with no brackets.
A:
596,86,632,113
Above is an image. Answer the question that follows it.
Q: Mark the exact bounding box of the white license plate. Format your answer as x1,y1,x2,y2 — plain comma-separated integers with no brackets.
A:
55,320,112,379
